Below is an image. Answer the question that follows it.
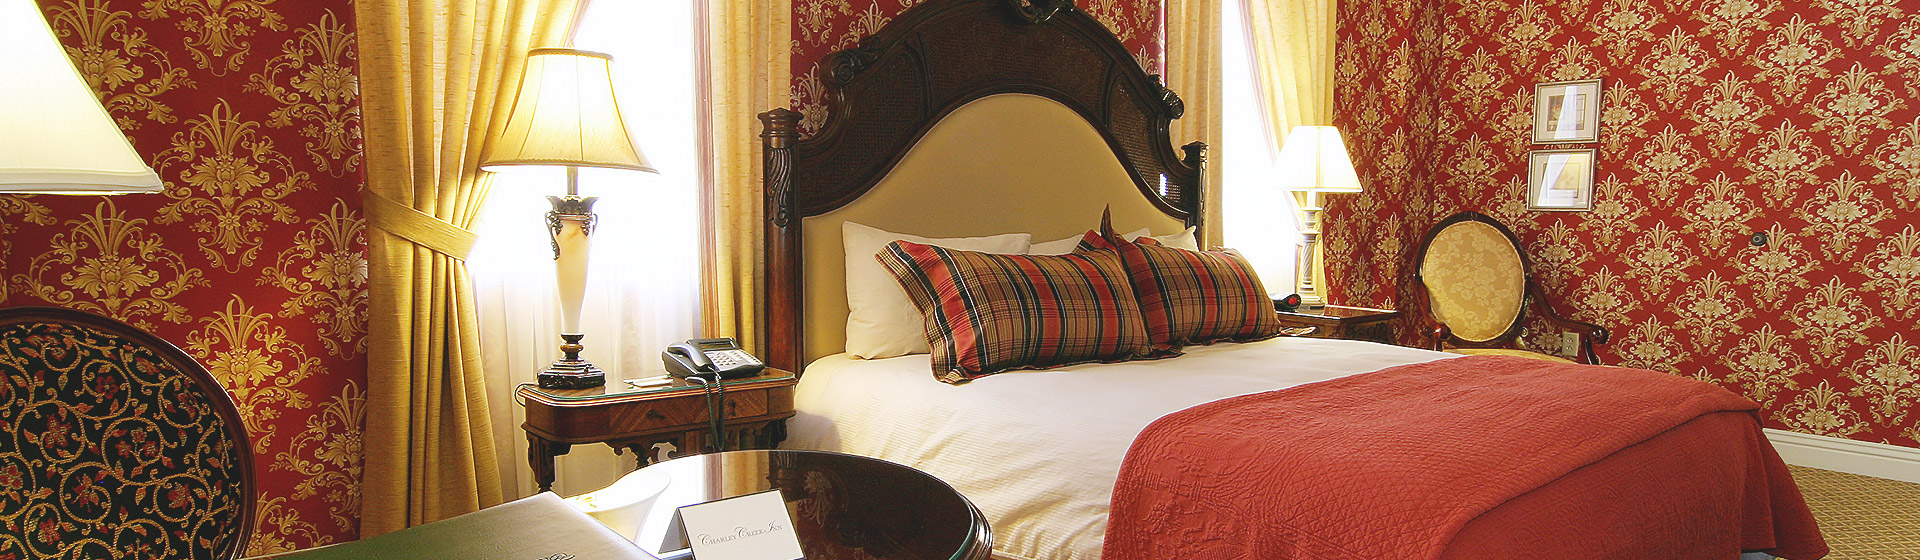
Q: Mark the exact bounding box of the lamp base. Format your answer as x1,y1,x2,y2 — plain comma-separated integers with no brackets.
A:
537,333,605,389
538,361,605,389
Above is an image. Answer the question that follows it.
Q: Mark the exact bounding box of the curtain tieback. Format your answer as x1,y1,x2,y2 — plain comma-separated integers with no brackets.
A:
365,191,479,260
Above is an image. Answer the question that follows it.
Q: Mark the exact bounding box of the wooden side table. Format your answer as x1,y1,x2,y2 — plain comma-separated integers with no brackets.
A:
1275,304,1401,344
517,369,798,492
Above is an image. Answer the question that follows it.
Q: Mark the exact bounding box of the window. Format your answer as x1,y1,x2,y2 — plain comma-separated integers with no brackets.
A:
469,0,702,498
1219,0,1300,296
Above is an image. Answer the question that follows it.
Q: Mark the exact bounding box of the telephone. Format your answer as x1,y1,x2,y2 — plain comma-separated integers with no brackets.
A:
662,338,765,379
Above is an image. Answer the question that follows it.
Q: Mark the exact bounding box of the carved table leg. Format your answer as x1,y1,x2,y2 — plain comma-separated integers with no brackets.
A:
527,433,573,493
681,429,706,457
648,441,680,464
619,441,667,469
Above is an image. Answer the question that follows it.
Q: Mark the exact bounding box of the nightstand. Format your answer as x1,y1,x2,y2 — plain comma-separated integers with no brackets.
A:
1274,304,1401,343
517,368,797,492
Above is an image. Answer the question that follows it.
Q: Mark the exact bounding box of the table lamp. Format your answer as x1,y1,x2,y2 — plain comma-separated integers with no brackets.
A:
482,48,655,389
0,0,163,194
1275,125,1363,309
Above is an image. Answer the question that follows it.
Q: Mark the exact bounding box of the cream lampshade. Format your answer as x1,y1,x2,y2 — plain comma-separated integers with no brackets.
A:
1276,125,1364,308
0,0,162,194
482,48,654,389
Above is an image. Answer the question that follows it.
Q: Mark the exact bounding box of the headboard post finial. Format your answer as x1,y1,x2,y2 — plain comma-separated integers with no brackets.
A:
1180,141,1207,166
761,108,801,144
760,109,802,228
1182,141,1209,245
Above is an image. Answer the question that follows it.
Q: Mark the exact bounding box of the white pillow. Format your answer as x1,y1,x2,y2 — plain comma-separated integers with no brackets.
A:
1029,226,1197,254
843,221,1031,359
1153,226,1200,250
1030,228,1150,255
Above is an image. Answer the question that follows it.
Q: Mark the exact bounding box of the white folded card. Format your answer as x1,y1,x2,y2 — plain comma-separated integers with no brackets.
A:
676,490,804,560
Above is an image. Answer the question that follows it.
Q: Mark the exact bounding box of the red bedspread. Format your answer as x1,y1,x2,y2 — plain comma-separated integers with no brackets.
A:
1101,355,1826,560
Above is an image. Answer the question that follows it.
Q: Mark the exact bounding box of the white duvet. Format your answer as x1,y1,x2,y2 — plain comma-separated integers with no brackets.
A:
783,337,1457,560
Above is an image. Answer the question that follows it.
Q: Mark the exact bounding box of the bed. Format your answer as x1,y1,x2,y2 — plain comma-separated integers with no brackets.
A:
756,0,1827,559
787,338,1454,559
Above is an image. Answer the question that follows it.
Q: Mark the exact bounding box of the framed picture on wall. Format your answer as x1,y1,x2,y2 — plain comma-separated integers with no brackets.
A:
1527,149,1596,211
1532,79,1602,143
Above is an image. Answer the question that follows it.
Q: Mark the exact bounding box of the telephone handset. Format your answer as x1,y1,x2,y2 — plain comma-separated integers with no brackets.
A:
662,338,765,379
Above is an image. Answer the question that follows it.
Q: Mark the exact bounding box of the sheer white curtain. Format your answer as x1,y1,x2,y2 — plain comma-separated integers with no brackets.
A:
471,0,702,499
1221,0,1301,295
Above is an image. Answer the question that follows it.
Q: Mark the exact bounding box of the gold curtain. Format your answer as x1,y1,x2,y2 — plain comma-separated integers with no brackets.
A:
1166,0,1224,248
1245,0,1338,300
699,0,790,355
356,0,582,535
1245,0,1337,129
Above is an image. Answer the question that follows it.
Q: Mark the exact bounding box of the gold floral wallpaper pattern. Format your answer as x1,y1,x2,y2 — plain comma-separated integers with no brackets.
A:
6,0,367,553
789,0,1163,134
1328,0,1920,449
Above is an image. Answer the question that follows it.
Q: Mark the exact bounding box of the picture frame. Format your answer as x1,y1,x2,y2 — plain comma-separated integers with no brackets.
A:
1532,79,1602,144
1527,149,1596,211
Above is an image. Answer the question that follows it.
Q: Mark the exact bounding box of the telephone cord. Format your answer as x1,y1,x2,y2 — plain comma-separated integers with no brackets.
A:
686,376,726,453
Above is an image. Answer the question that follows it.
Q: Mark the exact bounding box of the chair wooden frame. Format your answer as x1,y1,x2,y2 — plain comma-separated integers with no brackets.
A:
1410,212,1609,364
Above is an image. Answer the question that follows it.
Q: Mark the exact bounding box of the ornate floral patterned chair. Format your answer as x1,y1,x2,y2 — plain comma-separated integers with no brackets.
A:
1412,212,1609,364
0,307,254,559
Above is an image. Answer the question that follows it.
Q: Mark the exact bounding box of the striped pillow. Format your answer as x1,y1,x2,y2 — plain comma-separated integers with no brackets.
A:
1117,237,1283,349
1074,229,1114,253
879,240,1157,384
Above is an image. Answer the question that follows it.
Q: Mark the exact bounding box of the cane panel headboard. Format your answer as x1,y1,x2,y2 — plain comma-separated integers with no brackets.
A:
759,0,1206,371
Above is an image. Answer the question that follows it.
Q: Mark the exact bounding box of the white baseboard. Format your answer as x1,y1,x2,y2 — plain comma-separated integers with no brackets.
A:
1765,428,1920,484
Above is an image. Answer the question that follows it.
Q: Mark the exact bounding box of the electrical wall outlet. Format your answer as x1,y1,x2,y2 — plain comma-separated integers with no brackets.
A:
1560,332,1581,357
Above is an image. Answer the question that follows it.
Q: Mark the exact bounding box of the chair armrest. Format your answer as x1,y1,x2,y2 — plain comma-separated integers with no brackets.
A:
1412,275,1451,351
1544,315,1608,343
1429,323,1451,352
1525,280,1608,341
1524,280,1609,364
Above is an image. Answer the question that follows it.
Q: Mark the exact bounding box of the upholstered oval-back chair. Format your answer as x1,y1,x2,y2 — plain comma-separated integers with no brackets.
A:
0,307,254,559
1413,212,1609,364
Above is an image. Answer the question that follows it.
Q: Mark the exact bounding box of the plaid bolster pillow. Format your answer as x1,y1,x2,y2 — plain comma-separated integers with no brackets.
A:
1119,237,1283,349
878,240,1156,384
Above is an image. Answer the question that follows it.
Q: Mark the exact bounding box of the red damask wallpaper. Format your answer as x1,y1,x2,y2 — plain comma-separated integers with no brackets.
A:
4,0,367,553
1328,0,1920,448
790,0,1164,134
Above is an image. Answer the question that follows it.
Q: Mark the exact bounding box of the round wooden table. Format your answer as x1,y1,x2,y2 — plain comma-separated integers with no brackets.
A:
629,449,992,560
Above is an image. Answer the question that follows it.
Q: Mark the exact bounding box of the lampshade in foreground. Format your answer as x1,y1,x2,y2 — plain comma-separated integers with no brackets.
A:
1275,125,1363,194
482,48,654,172
0,0,163,194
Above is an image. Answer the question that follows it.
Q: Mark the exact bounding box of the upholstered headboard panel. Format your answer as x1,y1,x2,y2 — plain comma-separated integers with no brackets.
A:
800,94,1185,364
760,0,1205,372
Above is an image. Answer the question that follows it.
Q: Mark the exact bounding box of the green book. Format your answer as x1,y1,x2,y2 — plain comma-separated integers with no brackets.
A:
249,493,657,560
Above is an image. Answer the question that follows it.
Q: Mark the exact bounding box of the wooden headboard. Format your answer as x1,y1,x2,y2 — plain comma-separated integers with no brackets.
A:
758,0,1205,372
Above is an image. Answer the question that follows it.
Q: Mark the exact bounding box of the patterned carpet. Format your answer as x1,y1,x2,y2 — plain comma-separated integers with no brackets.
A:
1787,465,1920,560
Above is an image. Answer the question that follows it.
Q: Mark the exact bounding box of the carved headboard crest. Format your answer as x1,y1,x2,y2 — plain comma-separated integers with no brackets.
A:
778,0,1199,218
1008,0,1070,23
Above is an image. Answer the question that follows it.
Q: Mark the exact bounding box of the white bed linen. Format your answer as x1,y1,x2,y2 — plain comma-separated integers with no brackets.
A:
784,337,1458,560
